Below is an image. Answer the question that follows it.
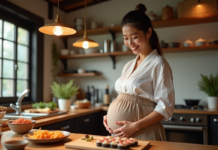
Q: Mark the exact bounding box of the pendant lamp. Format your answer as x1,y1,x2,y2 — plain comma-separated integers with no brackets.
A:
38,0,76,36
73,0,99,49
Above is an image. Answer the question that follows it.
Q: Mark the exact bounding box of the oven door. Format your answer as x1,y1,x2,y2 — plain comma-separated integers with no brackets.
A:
163,125,208,145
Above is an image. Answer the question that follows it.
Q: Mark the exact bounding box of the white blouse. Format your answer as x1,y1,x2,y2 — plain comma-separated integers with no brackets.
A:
115,50,175,121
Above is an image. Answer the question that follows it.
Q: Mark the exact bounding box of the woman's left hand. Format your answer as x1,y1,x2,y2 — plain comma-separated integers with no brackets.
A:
113,120,138,138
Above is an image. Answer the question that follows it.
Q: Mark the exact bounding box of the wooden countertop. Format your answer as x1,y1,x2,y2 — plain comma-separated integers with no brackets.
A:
2,106,218,132
1,130,218,150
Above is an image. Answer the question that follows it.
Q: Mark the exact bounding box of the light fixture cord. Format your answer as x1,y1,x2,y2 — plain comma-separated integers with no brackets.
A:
58,0,59,15
84,0,87,38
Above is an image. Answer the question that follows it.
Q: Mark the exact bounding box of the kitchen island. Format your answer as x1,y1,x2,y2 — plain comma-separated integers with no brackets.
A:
1,130,218,150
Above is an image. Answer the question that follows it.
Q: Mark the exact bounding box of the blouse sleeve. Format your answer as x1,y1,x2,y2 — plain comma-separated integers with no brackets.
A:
152,58,175,121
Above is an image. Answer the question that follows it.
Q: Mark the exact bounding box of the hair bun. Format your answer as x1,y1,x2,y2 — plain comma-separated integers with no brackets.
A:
135,4,147,13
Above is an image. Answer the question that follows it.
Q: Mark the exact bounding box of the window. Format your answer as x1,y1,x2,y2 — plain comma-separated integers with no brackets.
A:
0,18,31,102
0,0,44,105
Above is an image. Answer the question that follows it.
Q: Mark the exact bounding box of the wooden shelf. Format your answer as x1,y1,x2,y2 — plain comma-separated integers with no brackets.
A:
64,15,218,38
59,45,218,59
58,72,99,77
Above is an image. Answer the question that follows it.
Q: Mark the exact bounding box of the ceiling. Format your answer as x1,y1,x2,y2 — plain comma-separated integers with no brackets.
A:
45,0,109,13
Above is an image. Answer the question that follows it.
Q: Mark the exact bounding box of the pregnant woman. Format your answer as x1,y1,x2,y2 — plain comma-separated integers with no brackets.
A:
103,4,175,141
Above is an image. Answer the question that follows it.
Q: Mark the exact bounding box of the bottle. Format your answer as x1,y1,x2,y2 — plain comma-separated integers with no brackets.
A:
85,86,91,101
103,84,110,106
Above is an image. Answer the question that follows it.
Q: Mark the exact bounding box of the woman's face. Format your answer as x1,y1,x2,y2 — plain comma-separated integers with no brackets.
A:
122,24,151,55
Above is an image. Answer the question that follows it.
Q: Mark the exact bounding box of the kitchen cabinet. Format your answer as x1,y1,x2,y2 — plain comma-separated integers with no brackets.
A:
100,110,110,136
208,115,218,145
34,119,75,133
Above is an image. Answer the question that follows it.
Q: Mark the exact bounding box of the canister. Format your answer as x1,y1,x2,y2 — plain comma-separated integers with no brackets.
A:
110,41,116,52
104,40,110,53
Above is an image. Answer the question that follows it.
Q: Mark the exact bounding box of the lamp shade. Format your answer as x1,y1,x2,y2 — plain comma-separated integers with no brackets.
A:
39,22,76,36
73,36,99,48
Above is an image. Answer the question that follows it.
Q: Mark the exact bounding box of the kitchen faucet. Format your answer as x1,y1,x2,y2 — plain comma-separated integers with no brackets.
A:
10,89,30,115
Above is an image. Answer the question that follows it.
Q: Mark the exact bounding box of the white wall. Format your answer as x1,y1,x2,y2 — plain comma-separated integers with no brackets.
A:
8,0,66,102
66,0,218,107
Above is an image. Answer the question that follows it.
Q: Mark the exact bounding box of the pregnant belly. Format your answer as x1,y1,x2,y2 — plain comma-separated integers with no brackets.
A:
107,101,137,131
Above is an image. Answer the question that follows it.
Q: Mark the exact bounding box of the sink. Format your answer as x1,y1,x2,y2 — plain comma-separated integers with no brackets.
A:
4,111,67,120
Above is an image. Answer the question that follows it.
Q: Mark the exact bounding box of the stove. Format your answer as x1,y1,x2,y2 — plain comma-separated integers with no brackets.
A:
174,104,205,110
162,105,208,144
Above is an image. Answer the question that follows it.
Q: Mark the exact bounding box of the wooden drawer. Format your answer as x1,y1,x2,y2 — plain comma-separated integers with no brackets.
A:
209,115,218,128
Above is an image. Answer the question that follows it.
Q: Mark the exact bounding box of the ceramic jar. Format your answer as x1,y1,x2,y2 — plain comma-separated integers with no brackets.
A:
183,39,193,47
195,38,206,46
91,21,98,29
148,11,157,21
162,5,174,20
77,68,85,74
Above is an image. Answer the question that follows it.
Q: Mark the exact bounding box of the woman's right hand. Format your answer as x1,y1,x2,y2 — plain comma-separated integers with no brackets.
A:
103,115,113,133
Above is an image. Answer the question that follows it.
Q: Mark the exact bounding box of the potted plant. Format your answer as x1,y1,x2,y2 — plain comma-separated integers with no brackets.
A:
51,80,79,111
198,74,218,110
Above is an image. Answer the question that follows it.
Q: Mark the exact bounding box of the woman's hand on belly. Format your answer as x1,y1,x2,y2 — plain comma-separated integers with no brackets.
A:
113,120,139,138
103,115,113,133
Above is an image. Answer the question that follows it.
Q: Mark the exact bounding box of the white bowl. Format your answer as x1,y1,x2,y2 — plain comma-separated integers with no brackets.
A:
60,49,70,55
195,41,206,46
0,119,9,126
0,111,6,119
77,68,85,74
84,48,98,54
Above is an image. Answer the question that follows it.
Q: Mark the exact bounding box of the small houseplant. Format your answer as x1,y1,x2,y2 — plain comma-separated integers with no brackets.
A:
198,74,218,109
51,80,79,111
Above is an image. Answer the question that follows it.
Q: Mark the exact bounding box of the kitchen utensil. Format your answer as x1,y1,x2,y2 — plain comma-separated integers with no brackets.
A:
183,39,193,47
209,39,218,45
170,42,180,48
65,136,150,150
77,68,85,74
0,111,5,119
104,40,110,53
195,38,206,46
23,130,70,143
122,44,129,52
162,5,174,20
184,99,201,106
8,120,36,134
110,41,116,52
160,40,168,48
60,49,70,55
148,11,157,21
4,140,28,150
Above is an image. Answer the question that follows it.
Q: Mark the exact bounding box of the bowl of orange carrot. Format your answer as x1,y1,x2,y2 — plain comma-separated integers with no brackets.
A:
8,118,36,134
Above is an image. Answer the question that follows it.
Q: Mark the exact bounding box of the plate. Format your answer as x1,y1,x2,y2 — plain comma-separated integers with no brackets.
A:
23,130,70,143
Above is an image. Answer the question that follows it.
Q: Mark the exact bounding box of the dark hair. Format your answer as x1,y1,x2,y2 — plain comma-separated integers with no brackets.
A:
122,4,162,56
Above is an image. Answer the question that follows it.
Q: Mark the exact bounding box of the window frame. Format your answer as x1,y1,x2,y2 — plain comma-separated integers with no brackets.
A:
0,1,44,105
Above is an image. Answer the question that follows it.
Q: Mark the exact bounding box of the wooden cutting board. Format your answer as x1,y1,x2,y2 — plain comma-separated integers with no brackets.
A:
24,109,59,114
65,136,150,150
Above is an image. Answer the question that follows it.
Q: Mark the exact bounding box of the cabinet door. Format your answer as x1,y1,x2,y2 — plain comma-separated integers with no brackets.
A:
209,115,218,128
100,111,110,136
209,128,218,145
35,119,75,133
74,112,101,135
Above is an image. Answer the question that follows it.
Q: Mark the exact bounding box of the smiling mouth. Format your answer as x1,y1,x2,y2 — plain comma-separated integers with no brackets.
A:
130,46,139,51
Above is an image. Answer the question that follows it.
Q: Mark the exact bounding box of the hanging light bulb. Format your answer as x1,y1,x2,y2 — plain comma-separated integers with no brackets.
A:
73,0,98,48
39,0,76,36
53,26,63,36
82,41,89,49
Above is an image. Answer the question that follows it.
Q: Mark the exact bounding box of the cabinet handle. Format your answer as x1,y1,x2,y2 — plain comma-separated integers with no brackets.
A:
214,118,218,122
60,125,70,130
83,118,90,123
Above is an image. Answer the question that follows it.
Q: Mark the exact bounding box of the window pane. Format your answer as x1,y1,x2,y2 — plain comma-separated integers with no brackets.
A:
17,62,28,79
17,80,27,96
18,27,29,45
2,79,14,97
0,39,2,57
3,40,14,59
0,19,2,38
4,21,15,41
3,60,14,78
17,44,28,62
